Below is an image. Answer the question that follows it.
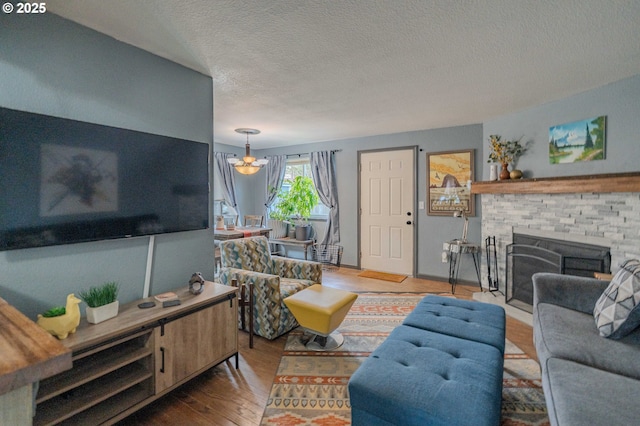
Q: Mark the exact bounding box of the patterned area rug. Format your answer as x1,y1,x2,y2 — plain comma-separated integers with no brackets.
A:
261,292,549,426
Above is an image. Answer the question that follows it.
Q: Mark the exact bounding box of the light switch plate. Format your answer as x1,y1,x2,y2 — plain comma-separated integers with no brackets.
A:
419,201,424,209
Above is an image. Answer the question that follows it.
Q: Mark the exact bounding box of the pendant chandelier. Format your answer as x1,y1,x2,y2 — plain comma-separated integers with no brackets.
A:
227,128,268,175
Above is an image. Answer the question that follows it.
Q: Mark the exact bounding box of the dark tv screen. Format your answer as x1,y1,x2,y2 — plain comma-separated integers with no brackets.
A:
0,107,210,250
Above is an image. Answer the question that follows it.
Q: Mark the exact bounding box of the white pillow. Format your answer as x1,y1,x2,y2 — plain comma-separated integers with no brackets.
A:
594,259,640,339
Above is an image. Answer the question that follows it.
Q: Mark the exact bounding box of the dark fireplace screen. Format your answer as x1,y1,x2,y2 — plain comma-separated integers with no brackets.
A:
506,234,611,313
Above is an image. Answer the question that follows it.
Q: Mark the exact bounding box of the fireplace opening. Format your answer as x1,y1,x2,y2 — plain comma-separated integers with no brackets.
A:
506,234,611,313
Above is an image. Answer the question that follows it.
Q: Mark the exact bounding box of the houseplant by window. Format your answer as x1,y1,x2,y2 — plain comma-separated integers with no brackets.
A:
79,281,119,324
271,176,319,240
487,135,526,180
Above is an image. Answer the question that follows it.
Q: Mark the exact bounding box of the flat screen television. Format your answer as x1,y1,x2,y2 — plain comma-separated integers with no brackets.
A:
0,107,210,251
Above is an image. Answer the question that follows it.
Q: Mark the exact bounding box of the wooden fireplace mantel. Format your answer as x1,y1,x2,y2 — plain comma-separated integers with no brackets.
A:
471,172,640,195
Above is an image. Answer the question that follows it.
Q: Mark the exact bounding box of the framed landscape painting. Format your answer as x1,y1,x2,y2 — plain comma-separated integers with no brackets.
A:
549,116,606,164
427,149,475,216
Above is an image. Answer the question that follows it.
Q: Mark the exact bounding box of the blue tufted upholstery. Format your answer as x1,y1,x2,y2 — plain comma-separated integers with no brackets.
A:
403,294,506,353
349,295,506,426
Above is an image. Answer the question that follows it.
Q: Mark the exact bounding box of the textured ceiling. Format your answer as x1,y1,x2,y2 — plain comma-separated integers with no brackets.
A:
47,0,640,149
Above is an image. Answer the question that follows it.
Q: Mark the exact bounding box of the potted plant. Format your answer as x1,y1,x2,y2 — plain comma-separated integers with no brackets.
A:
79,281,120,324
266,185,289,238
36,294,82,339
487,135,526,180
271,176,319,240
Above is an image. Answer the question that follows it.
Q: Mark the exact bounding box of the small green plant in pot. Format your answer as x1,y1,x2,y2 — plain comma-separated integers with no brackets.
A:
79,281,120,324
41,306,66,317
36,294,82,339
271,176,319,240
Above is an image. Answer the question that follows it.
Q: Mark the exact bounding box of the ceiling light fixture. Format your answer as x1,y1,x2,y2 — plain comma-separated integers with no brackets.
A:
227,128,268,175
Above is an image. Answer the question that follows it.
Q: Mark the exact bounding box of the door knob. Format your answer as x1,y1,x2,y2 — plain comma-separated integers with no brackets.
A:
407,212,412,216
406,221,412,225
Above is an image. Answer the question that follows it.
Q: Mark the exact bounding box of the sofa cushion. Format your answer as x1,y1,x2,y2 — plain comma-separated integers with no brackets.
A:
279,277,314,298
535,302,640,380
593,259,640,339
543,358,640,426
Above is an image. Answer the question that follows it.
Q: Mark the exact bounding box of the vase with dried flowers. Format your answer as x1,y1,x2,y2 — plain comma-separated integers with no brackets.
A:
487,135,525,180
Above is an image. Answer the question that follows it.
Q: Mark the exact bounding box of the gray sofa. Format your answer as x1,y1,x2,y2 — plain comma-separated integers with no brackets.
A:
532,272,640,426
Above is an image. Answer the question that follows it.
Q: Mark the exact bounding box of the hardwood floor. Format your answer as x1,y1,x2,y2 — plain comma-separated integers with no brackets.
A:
119,268,536,426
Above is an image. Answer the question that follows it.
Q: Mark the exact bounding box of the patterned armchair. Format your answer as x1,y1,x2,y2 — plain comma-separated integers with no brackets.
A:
218,236,322,340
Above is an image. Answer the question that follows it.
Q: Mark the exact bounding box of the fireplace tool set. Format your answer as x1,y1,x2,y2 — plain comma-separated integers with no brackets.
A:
485,236,500,294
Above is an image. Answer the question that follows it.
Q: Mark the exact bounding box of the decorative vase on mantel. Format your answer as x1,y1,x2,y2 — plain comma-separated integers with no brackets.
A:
499,163,511,180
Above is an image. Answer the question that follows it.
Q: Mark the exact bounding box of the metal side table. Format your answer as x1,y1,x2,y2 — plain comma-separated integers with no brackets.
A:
444,240,482,294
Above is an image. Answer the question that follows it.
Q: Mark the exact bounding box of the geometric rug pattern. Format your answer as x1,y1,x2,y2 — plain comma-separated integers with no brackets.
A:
261,292,549,425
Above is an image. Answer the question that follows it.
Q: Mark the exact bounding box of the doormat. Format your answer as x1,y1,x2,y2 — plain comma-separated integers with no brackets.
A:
357,270,407,283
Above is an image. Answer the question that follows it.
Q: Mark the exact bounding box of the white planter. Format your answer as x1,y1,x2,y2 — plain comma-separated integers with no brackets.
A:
86,300,119,324
267,219,288,239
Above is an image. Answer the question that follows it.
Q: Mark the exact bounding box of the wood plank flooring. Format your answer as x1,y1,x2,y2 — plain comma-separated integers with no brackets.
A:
118,268,536,426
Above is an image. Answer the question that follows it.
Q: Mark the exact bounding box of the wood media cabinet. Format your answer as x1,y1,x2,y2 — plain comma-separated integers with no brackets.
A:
33,281,238,426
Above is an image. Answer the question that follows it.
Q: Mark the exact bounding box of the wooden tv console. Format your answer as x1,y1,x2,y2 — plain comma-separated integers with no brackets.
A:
33,281,238,426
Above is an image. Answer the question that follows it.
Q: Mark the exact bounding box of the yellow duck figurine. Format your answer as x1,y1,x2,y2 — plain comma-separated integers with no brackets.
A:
37,293,81,339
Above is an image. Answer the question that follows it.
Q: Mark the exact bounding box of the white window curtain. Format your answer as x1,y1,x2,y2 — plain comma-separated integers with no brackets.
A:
310,151,340,245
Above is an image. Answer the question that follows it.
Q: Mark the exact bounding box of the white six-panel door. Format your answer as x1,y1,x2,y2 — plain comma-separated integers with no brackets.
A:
360,149,415,275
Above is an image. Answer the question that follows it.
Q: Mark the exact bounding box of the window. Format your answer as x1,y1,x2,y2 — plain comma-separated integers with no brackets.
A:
271,157,329,219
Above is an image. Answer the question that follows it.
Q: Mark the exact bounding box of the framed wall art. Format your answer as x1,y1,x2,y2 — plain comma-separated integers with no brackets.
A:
549,115,606,164
427,149,475,216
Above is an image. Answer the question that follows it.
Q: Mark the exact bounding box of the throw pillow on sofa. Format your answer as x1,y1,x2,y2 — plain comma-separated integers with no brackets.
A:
594,259,640,339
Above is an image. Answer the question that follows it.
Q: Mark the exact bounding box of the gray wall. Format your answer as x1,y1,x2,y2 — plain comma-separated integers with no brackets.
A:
218,124,484,282
483,75,640,179
0,14,214,319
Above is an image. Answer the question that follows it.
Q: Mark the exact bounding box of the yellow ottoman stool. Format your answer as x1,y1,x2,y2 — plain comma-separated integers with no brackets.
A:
284,284,358,350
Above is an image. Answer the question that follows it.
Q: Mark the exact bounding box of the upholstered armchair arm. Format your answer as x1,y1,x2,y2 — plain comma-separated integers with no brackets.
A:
272,256,322,283
218,267,287,340
533,272,609,314
219,267,280,294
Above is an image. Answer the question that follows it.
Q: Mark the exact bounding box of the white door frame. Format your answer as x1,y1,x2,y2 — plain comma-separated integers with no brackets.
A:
357,146,418,276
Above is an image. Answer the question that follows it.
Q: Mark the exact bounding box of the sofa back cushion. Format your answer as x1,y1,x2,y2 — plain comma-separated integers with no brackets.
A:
594,259,640,339
220,236,273,275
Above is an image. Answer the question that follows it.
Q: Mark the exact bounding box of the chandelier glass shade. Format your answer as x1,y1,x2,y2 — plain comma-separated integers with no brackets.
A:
227,128,268,175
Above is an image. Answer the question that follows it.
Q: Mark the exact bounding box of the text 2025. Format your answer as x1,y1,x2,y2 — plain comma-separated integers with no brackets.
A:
16,2,46,13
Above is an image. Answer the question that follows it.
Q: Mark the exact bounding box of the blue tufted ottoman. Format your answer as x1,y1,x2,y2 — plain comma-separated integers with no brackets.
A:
403,295,506,353
348,295,506,426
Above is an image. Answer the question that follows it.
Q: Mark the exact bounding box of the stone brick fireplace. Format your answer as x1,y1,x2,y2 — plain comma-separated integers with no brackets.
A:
471,173,640,319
